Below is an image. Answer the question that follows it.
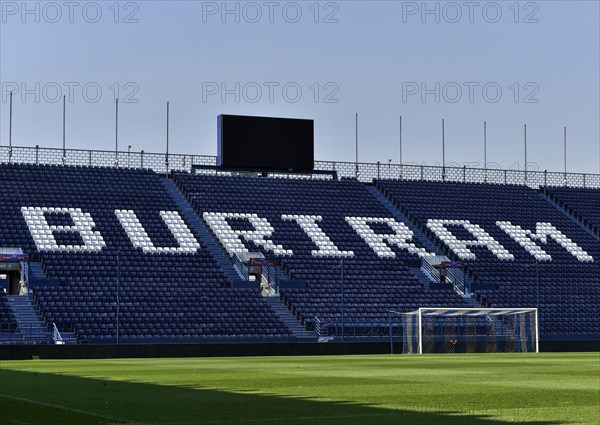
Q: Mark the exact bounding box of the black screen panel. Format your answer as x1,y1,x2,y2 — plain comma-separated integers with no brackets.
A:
218,115,314,171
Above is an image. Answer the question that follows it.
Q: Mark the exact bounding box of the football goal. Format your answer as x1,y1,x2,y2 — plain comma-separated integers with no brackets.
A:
396,308,539,354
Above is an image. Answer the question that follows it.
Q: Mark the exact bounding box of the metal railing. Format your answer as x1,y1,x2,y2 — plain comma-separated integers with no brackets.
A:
314,317,337,338
448,269,465,296
2,145,599,189
421,255,469,296
52,322,64,344
313,317,398,339
0,322,52,344
314,316,322,337
264,265,278,288
0,145,215,174
421,256,441,282
232,253,250,280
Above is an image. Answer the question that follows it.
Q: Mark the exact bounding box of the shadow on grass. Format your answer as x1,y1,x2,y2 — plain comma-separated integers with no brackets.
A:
0,369,564,425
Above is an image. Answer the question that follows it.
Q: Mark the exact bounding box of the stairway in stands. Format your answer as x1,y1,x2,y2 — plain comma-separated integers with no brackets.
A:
162,178,245,283
164,177,296,285
539,190,600,241
369,184,477,294
6,294,53,343
367,185,440,254
164,177,311,336
409,267,436,289
58,331,78,344
29,262,46,281
263,297,315,340
461,295,510,337
464,296,483,309
28,262,61,287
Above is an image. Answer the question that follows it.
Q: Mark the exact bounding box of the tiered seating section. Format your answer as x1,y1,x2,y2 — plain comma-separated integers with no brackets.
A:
0,164,289,342
0,292,17,333
543,186,600,235
1,161,598,343
173,173,469,333
375,180,600,336
36,283,287,341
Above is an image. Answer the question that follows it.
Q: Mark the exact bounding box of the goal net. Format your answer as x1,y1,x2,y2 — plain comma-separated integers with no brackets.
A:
398,308,539,354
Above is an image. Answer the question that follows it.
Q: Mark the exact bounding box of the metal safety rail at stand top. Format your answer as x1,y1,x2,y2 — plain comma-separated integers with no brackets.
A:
1,145,599,189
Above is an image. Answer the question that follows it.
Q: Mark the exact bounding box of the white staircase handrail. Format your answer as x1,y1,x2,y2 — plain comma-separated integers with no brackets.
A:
52,322,64,344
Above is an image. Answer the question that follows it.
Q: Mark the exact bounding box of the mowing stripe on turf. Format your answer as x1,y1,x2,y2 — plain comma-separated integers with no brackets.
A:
161,413,396,425
0,393,152,425
1,393,398,425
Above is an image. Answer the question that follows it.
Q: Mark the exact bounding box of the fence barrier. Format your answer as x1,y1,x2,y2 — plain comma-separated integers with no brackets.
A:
1,146,599,189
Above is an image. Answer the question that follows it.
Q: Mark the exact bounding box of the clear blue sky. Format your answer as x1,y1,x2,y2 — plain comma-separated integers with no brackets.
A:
1,0,599,174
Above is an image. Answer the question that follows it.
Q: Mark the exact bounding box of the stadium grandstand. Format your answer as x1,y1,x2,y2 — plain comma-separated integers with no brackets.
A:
0,143,599,354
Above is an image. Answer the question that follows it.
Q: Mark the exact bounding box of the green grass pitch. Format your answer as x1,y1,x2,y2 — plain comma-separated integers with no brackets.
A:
1,353,598,425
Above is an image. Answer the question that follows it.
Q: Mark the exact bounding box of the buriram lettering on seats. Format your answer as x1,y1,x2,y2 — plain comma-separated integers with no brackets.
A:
115,210,200,253
496,221,594,262
345,217,432,258
202,212,293,256
282,215,354,257
22,207,198,254
20,207,594,263
21,207,106,253
427,219,594,263
427,219,514,261
202,213,431,259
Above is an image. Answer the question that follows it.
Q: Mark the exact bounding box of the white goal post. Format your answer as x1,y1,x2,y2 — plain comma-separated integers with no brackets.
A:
395,308,539,354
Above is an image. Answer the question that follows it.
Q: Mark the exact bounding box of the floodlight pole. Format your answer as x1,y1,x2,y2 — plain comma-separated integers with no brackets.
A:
524,124,527,183
526,259,541,350
417,308,423,354
483,121,487,182
115,98,119,168
166,101,170,175
442,118,446,181
116,250,120,344
355,113,358,179
62,95,66,164
8,91,13,162
563,126,567,184
536,259,540,313
535,308,539,353
399,115,403,179
275,263,279,295
341,258,345,343
389,313,394,354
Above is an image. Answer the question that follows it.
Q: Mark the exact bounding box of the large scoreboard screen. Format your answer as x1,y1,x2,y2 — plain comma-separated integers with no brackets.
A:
217,115,314,171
